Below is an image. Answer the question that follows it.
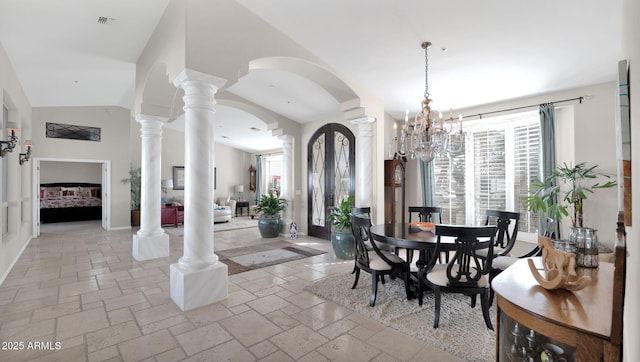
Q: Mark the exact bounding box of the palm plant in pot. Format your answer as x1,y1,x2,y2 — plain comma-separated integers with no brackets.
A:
327,195,356,260
525,162,616,267
255,193,287,238
121,166,142,226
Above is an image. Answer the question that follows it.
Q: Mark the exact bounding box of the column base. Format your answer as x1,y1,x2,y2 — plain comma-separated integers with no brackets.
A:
170,262,228,311
132,232,170,261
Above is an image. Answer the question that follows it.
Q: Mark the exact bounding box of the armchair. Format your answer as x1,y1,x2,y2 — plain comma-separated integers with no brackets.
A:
161,204,184,227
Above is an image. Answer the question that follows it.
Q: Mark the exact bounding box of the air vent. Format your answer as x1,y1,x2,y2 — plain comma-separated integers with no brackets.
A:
97,16,116,25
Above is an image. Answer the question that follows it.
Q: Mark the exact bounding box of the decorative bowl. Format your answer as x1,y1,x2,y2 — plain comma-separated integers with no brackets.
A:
408,222,436,232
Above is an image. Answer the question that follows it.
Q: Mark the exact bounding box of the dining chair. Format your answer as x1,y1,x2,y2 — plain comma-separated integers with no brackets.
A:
408,206,443,223
417,224,496,329
350,214,411,307
488,217,556,305
406,206,444,264
479,209,520,260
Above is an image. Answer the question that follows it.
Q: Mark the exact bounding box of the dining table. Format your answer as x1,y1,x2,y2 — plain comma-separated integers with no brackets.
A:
369,223,457,270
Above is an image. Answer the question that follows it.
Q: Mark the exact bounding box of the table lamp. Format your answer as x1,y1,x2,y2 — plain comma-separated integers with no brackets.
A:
236,184,244,201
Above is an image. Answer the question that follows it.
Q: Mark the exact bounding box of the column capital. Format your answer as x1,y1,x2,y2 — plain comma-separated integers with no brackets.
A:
350,116,376,126
172,68,227,90
278,134,294,144
135,113,169,125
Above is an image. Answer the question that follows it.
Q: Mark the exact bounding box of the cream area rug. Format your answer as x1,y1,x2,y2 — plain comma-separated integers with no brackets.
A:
164,217,258,236
305,273,496,362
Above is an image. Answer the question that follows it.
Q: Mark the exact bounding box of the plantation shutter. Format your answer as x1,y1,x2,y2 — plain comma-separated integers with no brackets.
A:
472,130,506,225
433,152,466,225
513,123,541,233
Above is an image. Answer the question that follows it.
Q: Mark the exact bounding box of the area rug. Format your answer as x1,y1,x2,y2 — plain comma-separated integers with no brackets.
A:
217,240,326,275
305,273,496,362
164,218,258,237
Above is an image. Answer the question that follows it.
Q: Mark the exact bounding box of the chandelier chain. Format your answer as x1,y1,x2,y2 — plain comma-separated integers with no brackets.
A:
424,45,429,99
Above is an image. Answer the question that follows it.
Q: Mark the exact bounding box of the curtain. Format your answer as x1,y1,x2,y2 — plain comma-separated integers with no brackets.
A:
420,160,436,206
255,155,263,204
539,103,558,237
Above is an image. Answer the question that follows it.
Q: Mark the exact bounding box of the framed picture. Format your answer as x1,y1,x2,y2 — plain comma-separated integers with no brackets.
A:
173,166,185,190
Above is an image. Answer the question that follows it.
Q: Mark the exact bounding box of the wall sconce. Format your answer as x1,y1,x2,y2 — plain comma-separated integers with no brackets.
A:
19,140,32,165
0,124,19,158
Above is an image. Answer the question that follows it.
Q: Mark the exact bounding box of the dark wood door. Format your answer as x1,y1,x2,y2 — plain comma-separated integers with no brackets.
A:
307,123,355,239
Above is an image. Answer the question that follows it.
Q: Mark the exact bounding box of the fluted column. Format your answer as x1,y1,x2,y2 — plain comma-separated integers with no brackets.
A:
279,135,294,230
350,117,376,208
133,114,170,261
170,69,228,311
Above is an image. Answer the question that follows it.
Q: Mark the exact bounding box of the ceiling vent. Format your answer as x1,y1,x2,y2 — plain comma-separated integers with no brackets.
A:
97,16,116,25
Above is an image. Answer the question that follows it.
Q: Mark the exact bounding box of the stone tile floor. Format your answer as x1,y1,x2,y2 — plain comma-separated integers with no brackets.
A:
0,220,463,362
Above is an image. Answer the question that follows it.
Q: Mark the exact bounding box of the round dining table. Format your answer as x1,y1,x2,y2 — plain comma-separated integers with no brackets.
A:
369,223,457,270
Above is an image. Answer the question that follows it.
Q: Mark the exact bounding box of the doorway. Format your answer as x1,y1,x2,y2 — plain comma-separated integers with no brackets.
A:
307,123,355,239
32,158,111,236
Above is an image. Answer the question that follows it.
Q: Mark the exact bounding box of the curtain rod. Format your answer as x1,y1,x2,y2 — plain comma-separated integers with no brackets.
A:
461,96,584,120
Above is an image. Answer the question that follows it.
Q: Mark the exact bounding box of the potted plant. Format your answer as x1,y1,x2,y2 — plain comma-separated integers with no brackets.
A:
327,195,356,259
255,193,287,238
525,162,616,267
121,166,142,226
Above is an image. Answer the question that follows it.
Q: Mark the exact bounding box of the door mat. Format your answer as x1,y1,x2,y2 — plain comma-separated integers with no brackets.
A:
217,240,327,275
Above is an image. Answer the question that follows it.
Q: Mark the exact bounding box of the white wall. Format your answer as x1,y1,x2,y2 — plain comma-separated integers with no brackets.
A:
32,106,133,229
0,40,33,283
40,161,102,183
621,0,639,359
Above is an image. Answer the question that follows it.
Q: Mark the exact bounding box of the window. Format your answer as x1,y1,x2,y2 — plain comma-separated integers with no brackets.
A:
433,110,540,241
263,154,283,197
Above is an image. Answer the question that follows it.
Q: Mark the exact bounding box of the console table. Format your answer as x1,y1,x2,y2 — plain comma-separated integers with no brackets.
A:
235,201,250,216
492,213,626,362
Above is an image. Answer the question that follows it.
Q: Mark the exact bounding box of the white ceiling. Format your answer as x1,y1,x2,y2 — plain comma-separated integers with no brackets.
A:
0,0,623,153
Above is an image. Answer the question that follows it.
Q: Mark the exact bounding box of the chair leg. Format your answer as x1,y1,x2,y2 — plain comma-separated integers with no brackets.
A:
403,270,411,300
488,268,501,306
380,275,386,284
433,287,441,328
370,272,379,307
480,289,494,330
351,268,360,289
470,294,477,308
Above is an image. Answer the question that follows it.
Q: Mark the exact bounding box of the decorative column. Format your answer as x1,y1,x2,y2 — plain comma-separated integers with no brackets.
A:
350,117,376,208
170,69,228,311
279,135,294,230
133,114,170,261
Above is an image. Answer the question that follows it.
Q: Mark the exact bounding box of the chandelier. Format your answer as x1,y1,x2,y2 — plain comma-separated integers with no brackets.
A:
389,41,465,162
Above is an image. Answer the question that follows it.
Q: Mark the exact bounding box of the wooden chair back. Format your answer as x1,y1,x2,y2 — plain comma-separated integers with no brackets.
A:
484,209,520,256
434,225,497,285
408,206,443,223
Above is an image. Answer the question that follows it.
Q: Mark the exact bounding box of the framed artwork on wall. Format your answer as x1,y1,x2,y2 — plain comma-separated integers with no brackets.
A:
173,166,185,190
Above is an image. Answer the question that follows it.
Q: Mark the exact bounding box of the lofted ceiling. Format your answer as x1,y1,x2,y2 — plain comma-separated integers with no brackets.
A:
0,0,623,153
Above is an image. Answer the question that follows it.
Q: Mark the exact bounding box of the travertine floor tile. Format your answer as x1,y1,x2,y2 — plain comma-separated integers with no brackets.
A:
0,221,465,362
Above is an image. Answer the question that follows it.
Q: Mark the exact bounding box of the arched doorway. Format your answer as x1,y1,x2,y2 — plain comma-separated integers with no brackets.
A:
307,123,355,239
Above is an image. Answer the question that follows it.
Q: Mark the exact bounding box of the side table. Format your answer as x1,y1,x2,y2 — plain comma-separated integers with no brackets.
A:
236,201,250,216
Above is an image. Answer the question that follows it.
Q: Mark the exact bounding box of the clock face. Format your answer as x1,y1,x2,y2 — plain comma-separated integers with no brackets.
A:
394,165,403,184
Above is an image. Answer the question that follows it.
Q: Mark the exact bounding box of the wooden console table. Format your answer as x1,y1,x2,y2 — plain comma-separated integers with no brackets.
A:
492,213,626,362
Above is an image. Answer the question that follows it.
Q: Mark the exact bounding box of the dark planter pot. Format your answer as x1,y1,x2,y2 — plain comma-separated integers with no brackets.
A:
331,228,355,260
258,215,282,238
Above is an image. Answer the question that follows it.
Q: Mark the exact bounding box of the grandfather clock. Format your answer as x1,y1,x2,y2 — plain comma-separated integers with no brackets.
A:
384,153,406,224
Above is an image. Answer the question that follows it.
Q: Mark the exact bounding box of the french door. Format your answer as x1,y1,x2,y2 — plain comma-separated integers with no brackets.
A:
307,123,355,239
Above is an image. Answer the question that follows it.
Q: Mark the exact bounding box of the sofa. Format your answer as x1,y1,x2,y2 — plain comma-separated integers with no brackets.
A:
214,197,236,223
161,204,184,227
